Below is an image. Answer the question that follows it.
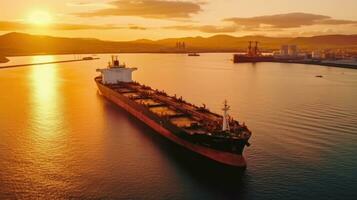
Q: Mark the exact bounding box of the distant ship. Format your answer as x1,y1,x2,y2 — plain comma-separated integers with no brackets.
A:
188,53,200,56
233,41,274,63
82,56,94,60
95,56,252,168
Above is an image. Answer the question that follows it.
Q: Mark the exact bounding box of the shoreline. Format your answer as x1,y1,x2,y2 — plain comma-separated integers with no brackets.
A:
268,60,357,70
234,59,357,70
3,51,238,57
2,53,357,70
0,56,9,64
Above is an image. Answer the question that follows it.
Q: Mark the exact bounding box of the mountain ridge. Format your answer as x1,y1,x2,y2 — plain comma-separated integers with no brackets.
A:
1,32,357,56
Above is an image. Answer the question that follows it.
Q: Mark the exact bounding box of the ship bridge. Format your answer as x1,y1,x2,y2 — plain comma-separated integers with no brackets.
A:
96,56,137,84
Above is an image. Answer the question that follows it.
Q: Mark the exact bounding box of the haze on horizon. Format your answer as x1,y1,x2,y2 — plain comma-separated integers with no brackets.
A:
1,0,357,41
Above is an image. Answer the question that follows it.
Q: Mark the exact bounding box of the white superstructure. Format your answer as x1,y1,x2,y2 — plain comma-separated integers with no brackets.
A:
96,56,137,84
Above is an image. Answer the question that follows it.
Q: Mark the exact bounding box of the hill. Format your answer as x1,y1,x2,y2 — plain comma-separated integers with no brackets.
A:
0,55,9,63
1,32,357,56
0,32,166,56
290,35,357,48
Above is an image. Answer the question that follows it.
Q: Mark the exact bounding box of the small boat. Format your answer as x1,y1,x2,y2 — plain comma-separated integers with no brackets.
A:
82,56,94,60
188,53,200,56
315,75,323,78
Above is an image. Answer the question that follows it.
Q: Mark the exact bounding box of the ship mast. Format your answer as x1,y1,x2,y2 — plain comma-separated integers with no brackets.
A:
222,100,230,131
254,41,258,56
248,41,252,56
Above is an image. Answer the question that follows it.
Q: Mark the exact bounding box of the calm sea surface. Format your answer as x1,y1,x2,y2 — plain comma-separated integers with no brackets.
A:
0,54,357,199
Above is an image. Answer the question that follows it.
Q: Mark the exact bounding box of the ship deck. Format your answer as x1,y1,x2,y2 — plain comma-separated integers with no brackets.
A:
96,77,248,138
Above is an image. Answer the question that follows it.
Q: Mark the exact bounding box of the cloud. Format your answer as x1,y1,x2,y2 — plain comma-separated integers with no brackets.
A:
66,1,111,8
75,0,202,19
165,25,237,33
51,24,120,30
224,12,357,29
0,21,146,31
129,25,147,30
164,12,357,34
0,21,29,31
318,19,357,25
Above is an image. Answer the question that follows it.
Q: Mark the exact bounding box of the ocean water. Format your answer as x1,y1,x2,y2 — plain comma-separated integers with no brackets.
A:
0,54,356,199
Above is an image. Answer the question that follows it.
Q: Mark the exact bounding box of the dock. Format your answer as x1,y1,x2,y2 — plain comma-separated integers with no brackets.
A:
275,60,357,69
233,56,357,69
0,58,100,70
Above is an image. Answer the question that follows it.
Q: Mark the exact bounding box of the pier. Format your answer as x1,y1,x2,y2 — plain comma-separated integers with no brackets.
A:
273,59,357,69
233,41,357,70
250,59,357,70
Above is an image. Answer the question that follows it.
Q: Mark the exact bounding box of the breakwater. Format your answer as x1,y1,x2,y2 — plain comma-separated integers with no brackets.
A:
0,58,99,69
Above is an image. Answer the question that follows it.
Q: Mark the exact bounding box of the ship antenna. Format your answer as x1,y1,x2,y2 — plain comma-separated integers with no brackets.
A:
222,100,231,131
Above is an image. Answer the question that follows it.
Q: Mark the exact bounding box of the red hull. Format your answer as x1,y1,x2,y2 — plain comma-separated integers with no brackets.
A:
97,81,247,168
233,54,275,63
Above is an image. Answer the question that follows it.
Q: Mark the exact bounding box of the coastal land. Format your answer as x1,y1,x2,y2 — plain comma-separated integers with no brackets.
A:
0,55,9,63
1,32,357,69
1,32,357,56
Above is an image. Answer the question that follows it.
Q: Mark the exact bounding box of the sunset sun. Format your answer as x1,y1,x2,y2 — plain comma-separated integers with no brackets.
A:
28,11,53,25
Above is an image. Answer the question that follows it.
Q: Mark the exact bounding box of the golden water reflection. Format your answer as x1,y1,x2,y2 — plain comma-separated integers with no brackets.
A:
29,56,62,137
24,56,71,194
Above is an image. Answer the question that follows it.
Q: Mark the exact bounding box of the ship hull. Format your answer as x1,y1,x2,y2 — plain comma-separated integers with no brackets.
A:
96,80,247,168
233,54,275,63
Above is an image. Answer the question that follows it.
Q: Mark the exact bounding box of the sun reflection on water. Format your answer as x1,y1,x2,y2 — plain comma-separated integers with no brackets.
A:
24,56,71,193
28,56,62,154
29,56,62,136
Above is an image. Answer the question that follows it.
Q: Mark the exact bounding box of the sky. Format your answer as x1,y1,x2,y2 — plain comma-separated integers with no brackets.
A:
1,0,357,41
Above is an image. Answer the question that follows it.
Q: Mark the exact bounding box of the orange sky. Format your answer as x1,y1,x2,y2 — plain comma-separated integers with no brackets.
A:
1,0,357,41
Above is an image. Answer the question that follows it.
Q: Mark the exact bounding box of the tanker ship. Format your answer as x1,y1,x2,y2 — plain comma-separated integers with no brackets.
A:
95,56,252,168
233,41,274,63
